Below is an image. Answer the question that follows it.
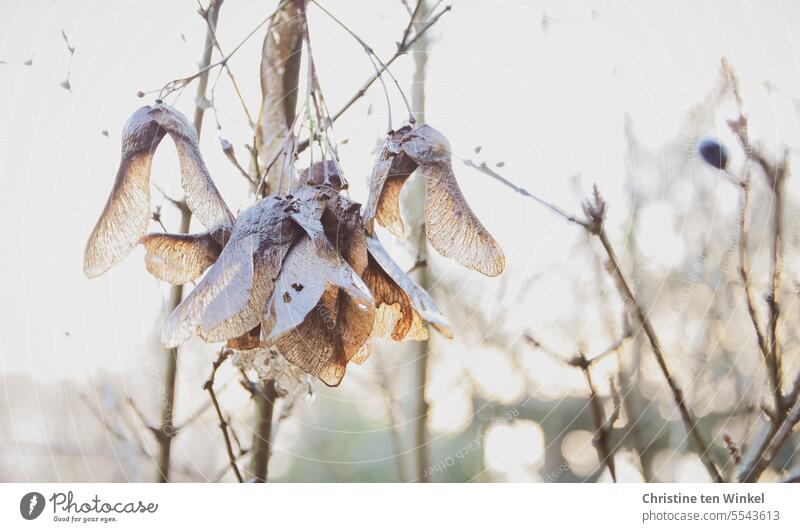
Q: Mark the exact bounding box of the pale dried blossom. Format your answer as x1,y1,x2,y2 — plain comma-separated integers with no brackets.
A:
232,347,315,403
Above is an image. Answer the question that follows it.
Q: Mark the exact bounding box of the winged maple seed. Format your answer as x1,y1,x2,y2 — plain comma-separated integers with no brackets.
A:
84,105,502,387
83,101,234,280
364,124,505,277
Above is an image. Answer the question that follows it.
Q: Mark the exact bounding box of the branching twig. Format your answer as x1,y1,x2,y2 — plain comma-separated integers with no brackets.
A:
154,0,290,100
592,211,723,482
295,3,451,153
203,348,244,483
524,333,628,481
463,159,589,228
491,168,723,481
196,0,255,127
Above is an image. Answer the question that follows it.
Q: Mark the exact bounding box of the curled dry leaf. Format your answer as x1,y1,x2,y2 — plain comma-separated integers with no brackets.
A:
255,0,303,193
84,102,234,279
364,124,505,277
365,233,452,340
163,195,299,348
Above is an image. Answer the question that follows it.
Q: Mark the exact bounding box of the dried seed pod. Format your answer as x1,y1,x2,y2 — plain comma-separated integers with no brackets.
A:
255,0,304,194
298,159,346,191
162,195,300,348
365,124,505,277
84,103,234,279
263,186,375,385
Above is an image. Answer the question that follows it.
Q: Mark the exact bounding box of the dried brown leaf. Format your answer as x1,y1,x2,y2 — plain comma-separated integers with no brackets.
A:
298,160,345,190
272,286,348,386
255,0,303,193
84,107,166,278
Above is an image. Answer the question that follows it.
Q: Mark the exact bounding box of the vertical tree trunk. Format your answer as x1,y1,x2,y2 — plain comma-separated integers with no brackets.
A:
247,0,305,482
409,0,432,483
155,0,223,482
249,383,278,482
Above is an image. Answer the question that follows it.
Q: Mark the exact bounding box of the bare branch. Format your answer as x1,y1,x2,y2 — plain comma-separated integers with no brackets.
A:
203,348,244,483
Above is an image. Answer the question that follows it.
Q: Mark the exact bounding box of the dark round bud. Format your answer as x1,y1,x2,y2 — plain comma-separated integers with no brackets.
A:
697,138,729,170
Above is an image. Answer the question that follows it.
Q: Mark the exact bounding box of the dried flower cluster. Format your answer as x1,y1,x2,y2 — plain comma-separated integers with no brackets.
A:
84,102,504,385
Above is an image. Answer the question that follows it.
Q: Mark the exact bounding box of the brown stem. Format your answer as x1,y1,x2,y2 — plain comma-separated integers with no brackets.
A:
249,381,278,482
595,226,723,482
409,0,432,483
577,354,617,482
743,397,800,482
155,0,222,482
765,170,785,417
728,112,792,482
203,349,244,482
295,3,451,154
736,179,769,360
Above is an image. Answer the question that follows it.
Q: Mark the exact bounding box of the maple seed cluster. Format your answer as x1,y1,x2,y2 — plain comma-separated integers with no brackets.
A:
84,102,504,386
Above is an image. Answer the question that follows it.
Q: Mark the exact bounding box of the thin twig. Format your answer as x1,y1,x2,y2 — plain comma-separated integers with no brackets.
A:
524,333,625,481
744,397,800,480
154,0,223,482
154,0,291,100
196,0,255,127
203,348,244,483
593,219,723,482
295,3,451,153
310,0,414,126
578,352,617,481
463,159,589,228
492,169,723,481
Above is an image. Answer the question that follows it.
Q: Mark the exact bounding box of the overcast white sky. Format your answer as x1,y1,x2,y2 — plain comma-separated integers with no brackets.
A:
1,0,800,392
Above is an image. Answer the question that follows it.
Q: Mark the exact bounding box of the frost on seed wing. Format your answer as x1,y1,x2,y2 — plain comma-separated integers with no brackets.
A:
162,196,298,348
365,233,452,340
84,103,234,279
140,231,223,285
255,0,303,194
364,124,506,277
